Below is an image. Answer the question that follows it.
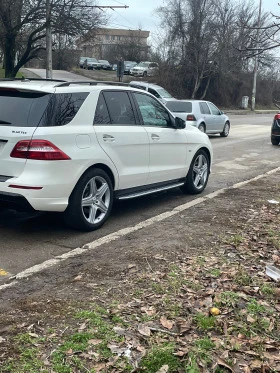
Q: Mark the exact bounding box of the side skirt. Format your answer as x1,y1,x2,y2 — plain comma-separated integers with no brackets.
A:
115,178,185,200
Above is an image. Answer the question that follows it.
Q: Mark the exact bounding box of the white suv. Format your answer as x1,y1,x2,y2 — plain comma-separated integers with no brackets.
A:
0,79,213,231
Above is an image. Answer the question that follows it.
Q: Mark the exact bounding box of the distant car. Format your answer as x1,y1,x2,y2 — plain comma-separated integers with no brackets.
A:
83,58,102,70
124,61,137,75
112,64,117,71
98,60,112,70
79,56,89,68
130,62,159,77
129,81,174,104
166,100,230,136
271,112,280,145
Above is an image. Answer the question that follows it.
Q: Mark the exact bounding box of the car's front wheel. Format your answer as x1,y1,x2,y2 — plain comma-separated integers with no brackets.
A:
64,168,113,231
180,149,210,195
220,121,230,137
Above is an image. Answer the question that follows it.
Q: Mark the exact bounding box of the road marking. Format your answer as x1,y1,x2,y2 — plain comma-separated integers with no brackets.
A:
1,166,280,292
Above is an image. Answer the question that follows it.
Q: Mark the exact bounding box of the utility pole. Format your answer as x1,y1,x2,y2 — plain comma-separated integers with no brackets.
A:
251,0,262,111
45,3,128,79
46,0,52,79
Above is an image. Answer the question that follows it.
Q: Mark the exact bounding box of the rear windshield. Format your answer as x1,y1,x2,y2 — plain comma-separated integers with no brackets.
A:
166,101,192,113
0,90,88,127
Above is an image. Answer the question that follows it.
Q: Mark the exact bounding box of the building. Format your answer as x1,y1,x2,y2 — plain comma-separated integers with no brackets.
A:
77,28,150,61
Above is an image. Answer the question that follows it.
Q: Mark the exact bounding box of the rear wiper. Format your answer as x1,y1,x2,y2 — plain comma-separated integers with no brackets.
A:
0,120,12,124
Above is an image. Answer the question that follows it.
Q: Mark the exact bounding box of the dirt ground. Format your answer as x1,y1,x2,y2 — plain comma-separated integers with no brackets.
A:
0,172,280,372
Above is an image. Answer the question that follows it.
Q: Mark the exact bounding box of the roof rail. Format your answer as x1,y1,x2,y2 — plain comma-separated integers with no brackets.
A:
54,80,129,87
0,77,66,83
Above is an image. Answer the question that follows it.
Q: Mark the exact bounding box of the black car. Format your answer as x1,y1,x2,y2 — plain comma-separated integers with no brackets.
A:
98,60,112,70
271,112,280,145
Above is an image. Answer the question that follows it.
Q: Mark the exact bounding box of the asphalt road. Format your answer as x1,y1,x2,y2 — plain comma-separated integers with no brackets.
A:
0,69,278,280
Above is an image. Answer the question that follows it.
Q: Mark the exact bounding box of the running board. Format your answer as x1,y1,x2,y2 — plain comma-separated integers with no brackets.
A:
117,182,184,200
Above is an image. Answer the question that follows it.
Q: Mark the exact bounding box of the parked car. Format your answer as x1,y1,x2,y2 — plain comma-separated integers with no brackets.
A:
79,56,89,68
129,81,174,104
124,61,137,75
98,60,112,70
166,100,230,136
83,58,102,70
130,61,159,77
112,64,117,71
0,79,212,231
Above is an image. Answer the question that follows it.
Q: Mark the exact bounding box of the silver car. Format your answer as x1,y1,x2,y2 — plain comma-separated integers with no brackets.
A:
129,81,174,104
166,100,230,136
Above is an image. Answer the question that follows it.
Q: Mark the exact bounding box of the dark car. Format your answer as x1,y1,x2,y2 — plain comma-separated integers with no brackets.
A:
271,112,280,145
98,60,112,70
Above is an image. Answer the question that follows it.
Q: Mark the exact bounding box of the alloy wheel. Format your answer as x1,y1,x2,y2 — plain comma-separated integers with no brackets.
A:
81,176,111,224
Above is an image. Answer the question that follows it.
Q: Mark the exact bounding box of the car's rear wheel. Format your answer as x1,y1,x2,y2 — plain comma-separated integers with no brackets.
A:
271,137,280,145
220,121,230,137
180,149,210,195
198,123,206,133
64,168,113,231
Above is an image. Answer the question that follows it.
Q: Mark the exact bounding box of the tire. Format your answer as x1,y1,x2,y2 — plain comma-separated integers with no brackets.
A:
271,137,280,145
198,123,206,133
63,168,113,231
180,149,210,195
220,121,230,137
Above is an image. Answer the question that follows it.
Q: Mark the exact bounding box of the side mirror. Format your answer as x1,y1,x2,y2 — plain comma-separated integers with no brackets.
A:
174,117,186,129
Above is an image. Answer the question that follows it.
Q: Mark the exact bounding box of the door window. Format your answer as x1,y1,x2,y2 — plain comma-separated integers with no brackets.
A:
93,93,111,124
133,92,172,127
102,91,136,125
148,88,161,99
199,102,211,114
207,102,220,115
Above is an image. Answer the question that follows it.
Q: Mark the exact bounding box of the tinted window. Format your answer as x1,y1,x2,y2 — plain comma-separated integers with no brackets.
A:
134,93,171,127
166,101,192,113
94,93,111,124
40,92,88,126
103,91,136,125
148,88,160,98
0,90,50,127
199,102,211,114
208,102,220,115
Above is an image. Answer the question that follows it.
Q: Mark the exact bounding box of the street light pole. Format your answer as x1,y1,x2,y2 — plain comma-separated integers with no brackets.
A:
46,0,53,79
251,0,262,111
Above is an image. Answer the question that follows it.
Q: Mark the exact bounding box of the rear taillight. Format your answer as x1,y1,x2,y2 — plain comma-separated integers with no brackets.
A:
274,113,280,120
10,140,71,160
186,114,196,121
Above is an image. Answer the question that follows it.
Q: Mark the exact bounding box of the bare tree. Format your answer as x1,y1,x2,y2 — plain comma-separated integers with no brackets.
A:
0,0,106,77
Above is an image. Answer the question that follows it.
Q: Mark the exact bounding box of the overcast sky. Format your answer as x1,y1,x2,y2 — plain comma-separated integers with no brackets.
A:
98,0,280,40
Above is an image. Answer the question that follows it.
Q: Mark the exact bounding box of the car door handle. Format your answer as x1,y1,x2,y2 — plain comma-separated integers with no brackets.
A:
151,134,160,141
103,134,115,142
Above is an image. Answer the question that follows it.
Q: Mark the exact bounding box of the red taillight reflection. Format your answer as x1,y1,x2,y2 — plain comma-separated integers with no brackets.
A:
10,140,71,160
274,113,280,120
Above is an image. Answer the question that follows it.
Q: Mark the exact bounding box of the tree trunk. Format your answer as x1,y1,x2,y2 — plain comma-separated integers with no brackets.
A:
4,34,17,77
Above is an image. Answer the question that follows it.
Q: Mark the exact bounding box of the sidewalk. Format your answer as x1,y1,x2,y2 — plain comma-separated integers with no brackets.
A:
1,170,280,372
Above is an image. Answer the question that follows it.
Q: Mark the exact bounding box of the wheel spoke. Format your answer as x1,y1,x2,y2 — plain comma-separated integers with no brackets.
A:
82,196,94,207
89,178,98,196
194,174,201,187
88,204,98,224
97,199,108,214
97,183,109,199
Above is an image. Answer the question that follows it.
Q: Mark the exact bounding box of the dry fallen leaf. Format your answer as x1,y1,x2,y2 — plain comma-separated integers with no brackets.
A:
138,323,151,337
155,365,169,373
160,316,174,330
